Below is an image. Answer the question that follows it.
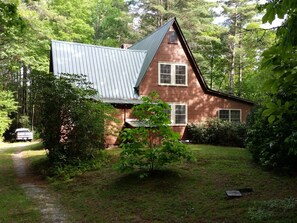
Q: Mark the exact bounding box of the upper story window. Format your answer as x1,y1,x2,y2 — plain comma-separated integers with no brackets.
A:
218,109,241,122
166,103,187,125
168,31,178,44
159,63,187,86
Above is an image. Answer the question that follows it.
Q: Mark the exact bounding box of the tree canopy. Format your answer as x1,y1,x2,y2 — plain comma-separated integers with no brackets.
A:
246,0,297,170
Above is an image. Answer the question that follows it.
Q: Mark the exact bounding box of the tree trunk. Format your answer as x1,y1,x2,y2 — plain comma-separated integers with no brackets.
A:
229,5,238,94
238,33,243,97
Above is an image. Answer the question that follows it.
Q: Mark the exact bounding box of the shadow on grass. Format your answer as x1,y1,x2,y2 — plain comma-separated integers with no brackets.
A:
111,169,186,193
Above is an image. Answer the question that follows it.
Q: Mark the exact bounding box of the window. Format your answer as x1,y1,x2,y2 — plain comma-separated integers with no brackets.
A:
218,109,241,122
159,63,187,86
168,104,187,125
168,31,178,44
160,64,171,84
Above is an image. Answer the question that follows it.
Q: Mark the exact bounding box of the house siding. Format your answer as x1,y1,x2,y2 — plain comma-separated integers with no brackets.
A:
138,26,253,139
105,105,134,146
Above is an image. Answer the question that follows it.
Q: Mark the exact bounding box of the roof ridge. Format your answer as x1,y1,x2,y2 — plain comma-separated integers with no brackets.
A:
129,17,175,48
51,40,147,53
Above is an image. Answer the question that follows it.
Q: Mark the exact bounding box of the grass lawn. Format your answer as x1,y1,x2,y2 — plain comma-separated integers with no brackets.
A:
23,144,297,222
0,142,41,223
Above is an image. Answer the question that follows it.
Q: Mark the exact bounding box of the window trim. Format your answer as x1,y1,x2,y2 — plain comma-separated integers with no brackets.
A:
158,62,188,86
168,103,188,126
218,109,242,122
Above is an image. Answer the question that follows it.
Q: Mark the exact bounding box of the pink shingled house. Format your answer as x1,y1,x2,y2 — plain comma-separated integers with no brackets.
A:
50,18,254,145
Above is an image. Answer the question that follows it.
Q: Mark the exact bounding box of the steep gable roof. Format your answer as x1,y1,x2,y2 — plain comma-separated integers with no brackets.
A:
50,18,254,105
50,40,146,103
129,18,175,88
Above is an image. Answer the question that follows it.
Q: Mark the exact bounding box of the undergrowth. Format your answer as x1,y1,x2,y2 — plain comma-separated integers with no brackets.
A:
31,150,111,182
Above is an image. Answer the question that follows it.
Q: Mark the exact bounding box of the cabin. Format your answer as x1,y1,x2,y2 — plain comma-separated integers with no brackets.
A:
50,18,254,145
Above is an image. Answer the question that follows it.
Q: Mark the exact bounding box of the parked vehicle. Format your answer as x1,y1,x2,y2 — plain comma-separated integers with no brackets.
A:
14,128,33,142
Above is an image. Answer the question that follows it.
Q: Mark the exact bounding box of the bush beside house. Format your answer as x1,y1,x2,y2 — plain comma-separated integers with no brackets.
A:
187,119,247,147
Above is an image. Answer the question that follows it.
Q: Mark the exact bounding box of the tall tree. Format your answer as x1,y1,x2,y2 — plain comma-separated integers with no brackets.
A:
220,0,257,95
239,22,275,100
48,0,94,43
175,0,224,87
1,0,134,133
135,0,177,35
0,89,18,141
91,0,135,46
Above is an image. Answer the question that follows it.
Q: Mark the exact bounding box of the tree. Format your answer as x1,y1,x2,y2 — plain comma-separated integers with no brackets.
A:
246,0,297,170
92,0,135,46
1,0,134,138
117,92,195,176
48,0,94,44
220,0,257,95
233,22,275,101
33,72,116,163
0,89,18,141
175,0,224,86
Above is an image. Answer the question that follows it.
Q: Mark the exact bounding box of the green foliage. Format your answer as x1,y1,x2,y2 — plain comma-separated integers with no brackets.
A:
92,0,134,46
19,115,30,128
32,72,116,164
0,90,18,141
0,1,26,56
33,150,110,182
116,92,195,175
246,0,297,171
187,119,247,147
246,107,297,170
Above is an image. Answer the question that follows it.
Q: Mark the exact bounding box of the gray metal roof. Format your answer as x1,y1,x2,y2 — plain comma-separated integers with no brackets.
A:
129,18,175,88
51,40,147,101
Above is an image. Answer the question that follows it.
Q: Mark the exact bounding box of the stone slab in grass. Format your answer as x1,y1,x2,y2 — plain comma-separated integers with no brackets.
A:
226,190,242,198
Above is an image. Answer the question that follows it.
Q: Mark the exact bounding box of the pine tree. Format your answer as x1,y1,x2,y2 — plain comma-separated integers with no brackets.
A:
220,0,256,95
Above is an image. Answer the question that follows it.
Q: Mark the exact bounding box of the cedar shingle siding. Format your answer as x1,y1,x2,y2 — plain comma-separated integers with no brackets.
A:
50,18,254,145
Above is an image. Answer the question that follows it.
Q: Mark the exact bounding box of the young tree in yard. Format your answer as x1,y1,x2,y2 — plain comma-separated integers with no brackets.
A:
246,0,297,170
117,92,195,176
32,72,116,163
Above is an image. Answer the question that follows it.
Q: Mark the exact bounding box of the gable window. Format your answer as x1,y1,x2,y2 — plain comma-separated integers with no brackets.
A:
218,109,241,122
159,63,187,86
168,104,187,125
168,31,178,44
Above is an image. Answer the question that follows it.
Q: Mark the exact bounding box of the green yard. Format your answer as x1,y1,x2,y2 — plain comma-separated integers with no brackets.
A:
1,143,297,223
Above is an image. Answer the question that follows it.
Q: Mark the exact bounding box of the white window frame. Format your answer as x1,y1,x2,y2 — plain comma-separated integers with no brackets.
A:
167,103,188,126
218,109,242,122
158,62,187,86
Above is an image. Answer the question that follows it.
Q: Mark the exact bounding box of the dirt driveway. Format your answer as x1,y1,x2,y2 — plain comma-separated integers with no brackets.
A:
7,142,70,223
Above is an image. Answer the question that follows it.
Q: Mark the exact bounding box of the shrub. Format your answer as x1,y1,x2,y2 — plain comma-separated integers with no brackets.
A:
246,107,297,170
116,92,195,176
187,119,247,147
32,150,110,181
32,72,116,164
